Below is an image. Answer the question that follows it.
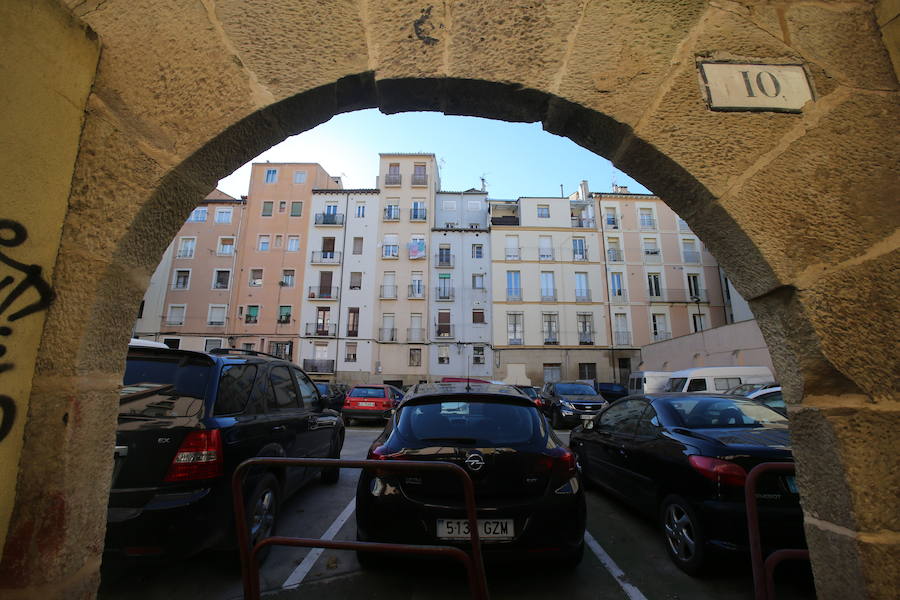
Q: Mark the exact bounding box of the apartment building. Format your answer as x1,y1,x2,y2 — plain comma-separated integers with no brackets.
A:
489,193,610,385
227,163,341,359
297,188,380,383
429,189,493,379
373,153,438,387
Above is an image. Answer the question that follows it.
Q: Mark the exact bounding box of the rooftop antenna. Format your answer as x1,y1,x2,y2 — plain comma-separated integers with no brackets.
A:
611,170,618,192
479,174,487,192
560,184,564,198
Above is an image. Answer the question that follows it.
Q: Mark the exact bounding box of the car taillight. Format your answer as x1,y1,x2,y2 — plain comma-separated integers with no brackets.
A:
536,447,577,478
689,455,746,487
163,429,223,482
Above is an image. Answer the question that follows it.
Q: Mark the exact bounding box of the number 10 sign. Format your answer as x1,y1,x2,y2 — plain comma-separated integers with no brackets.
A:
698,62,814,113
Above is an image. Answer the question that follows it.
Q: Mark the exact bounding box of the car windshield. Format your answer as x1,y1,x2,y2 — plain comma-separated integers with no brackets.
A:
120,355,213,418
397,400,539,445
668,397,788,428
316,383,328,395
517,387,537,399
664,377,687,392
556,383,596,395
350,386,386,398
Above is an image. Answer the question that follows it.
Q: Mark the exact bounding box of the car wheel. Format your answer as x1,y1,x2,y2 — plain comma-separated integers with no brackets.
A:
320,437,342,484
246,473,280,563
660,494,705,575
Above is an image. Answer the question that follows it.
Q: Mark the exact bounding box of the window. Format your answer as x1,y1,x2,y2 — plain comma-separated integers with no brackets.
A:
438,244,451,266
281,269,295,287
506,270,521,300
472,309,485,324
639,207,656,229
409,348,422,366
647,273,662,298
345,343,358,362
471,244,483,258
386,163,400,185
258,235,270,251
437,309,451,337
411,200,426,220
213,269,231,289
382,234,399,258
410,272,424,297
572,238,587,260
177,237,196,259
537,204,550,218
507,312,524,345
286,201,301,217
245,305,259,324
355,203,366,218
652,313,669,340
473,346,485,364
412,163,427,185
385,204,400,219
687,378,708,392
505,235,520,260
467,200,481,212
437,273,452,299
215,207,232,223
166,305,186,325
472,273,485,289
442,200,457,211
347,307,359,337
352,237,363,254
714,377,741,391
610,272,625,298
278,305,292,323
204,338,223,352
268,366,299,410
543,363,561,383
274,235,283,248
409,235,426,260
437,345,450,364
575,272,589,301
212,364,259,415
540,271,555,301
207,304,227,326
687,273,701,298
543,313,559,344
261,201,274,216
682,239,700,263
271,342,293,361
293,170,307,184
538,236,553,261
172,269,190,289
692,313,705,333
278,201,287,213
349,272,362,290
264,168,278,183
287,236,300,252
597,399,645,433
163,338,181,349
217,237,235,255
249,269,263,286
189,207,207,222
241,343,254,351
577,313,594,344
578,363,597,380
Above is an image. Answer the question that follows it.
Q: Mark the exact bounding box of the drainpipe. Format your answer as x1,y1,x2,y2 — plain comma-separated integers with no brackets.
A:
597,192,617,382
334,191,352,381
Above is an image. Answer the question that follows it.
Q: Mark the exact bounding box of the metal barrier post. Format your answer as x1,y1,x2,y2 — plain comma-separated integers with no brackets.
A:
745,462,809,600
232,457,489,600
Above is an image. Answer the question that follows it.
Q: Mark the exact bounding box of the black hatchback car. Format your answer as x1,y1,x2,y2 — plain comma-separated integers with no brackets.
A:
570,394,804,574
356,383,586,564
106,346,345,559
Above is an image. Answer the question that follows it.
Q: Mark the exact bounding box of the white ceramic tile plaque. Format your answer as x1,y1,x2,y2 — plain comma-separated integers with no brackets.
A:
699,63,813,113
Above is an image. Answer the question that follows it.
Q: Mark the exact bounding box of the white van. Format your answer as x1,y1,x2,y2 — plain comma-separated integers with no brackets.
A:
627,371,672,395
663,366,774,393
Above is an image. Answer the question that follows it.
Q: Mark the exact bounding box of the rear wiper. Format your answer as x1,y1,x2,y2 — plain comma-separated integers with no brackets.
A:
421,437,478,444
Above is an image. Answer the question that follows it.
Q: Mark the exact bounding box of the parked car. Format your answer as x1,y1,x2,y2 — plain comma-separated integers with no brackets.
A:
626,371,672,395
356,382,586,565
570,393,803,574
342,384,404,424
315,382,349,411
514,384,543,408
106,346,345,560
726,382,778,397
594,382,628,402
539,381,608,428
746,386,786,415
663,366,774,393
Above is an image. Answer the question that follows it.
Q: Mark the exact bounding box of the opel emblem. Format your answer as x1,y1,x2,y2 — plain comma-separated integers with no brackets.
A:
465,453,485,471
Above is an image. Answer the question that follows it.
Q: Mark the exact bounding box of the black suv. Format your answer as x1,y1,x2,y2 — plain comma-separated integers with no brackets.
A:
539,381,608,428
106,346,345,559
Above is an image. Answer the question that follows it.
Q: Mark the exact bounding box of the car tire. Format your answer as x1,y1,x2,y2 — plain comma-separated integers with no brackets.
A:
320,437,342,484
660,494,706,575
245,473,280,563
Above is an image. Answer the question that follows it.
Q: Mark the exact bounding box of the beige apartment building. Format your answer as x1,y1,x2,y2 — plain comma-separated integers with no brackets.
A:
227,163,342,358
372,153,439,386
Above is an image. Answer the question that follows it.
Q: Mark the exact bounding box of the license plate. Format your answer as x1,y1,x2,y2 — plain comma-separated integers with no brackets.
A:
436,519,514,540
358,401,376,407
580,414,594,420
785,475,798,493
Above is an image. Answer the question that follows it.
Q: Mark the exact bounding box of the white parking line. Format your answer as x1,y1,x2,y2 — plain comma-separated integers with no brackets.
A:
584,530,648,600
282,498,356,589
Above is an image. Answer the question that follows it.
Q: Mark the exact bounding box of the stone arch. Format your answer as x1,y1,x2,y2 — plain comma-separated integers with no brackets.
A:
3,1,897,598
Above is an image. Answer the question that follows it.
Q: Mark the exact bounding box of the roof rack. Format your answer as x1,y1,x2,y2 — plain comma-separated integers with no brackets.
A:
209,348,286,361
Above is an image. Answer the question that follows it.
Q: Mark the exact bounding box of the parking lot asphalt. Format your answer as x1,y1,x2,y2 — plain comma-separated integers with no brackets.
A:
99,425,815,600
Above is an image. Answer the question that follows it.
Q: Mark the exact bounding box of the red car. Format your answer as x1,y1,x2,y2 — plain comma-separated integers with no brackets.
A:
342,385,404,424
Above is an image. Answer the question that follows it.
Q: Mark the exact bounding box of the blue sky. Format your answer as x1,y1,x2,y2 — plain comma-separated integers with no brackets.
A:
217,109,649,200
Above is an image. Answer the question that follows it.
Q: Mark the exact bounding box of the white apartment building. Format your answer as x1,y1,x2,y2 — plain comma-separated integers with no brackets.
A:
429,189,493,379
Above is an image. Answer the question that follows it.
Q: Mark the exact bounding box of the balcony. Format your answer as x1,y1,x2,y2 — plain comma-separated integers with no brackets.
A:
543,332,559,345
683,250,701,264
408,284,426,299
508,337,524,345
538,248,555,262
643,249,663,264
303,359,335,374
607,248,624,262
610,290,629,304
491,216,519,226
346,328,358,338
384,173,401,186
407,328,425,343
604,216,620,230
435,252,454,268
575,289,592,302
572,250,589,262
661,288,709,303
435,286,455,301
411,174,428,186
276,315,292,324
244,315,258,324
648,289,666,302
308,286,339,300
435,324,455,339
614,330,632,346
409,208,427,221
310,251,341,264
571,217,596,228
380,285,398,299
540,288,557,302
378,328,397,342
314,213,345,226
171,282,189,291
165,318,184,326
506,287,522,301
578,331,594,345
505,247,521,261
304,323,337,337
652,331,673,342
383,207,400,221
639,217,657,231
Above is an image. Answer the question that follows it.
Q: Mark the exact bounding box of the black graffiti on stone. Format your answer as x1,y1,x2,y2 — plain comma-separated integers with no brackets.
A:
0,396,15,443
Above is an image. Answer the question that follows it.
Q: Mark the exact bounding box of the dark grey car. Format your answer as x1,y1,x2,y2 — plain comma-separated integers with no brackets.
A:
540,381,608,428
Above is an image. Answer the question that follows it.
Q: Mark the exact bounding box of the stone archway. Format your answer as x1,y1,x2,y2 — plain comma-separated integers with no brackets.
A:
2,1,897,598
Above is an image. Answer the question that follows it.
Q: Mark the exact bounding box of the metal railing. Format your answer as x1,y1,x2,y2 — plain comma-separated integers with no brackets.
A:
435,253,455,268
651,331,672,342
276,315,292,324
604,216,620,230
643,250,662,264
543,333,559,345
207,319,226,326
302,359,335,373
411,174,428,186
607,248,624,262
165,318,184,326
507,337,524,345
610,291,628,304
540,289,557,302
304,323,337,337
504,248,521,260
314,213,345,226
575,289,591,302
571,250,589,262
231,457,488,600
408,284,426,299
639,217,657,230
613,330,632,346
435,324,455,339
308,286,339,300
384,173,401,185
683,250,701,264
506,288,522,301
659,288,709,303
491,216,519,226
409,208,427,221
578,332,594,345
571,217,596,228
538,249,555,261
378,327,397,342
435,286,455,301
407,328,425,343
380,285,398,299
383,207,400,220
310,251,342,264
171,282,189,290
